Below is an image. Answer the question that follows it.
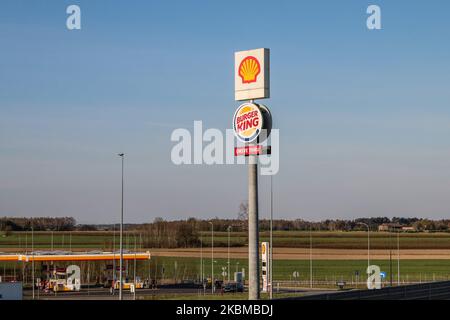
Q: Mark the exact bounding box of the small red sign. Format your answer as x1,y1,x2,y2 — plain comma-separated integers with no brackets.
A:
234,145,271,156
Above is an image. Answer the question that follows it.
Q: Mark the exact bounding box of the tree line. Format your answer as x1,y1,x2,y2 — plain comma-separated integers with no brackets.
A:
132,216,450,248
2,215,450,249
0,217,76,232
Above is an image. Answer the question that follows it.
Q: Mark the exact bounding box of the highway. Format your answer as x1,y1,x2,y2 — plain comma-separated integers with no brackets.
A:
22,284,335,300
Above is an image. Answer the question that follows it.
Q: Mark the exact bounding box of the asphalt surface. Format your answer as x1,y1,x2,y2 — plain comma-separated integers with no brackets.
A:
22,285,335,300
23,286,201,300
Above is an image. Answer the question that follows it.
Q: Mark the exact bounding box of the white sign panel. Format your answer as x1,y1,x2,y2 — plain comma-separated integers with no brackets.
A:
235,48,270,101
261,241,270,292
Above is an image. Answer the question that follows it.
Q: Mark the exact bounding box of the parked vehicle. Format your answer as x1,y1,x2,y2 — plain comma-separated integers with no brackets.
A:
223,282,244,293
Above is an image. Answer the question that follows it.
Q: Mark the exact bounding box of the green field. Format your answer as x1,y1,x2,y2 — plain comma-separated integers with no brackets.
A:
0,231,142,250
2,256,449,285
206,231,450,249
145,256,450,284
2,231,450,288
2,230,450,250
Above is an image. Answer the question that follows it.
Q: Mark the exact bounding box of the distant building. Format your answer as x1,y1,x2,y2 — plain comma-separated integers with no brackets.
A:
401,226,415,232
378,223,403,232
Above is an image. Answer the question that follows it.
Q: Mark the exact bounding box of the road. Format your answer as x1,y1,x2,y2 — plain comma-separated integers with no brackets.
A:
22,284,335,300
23,286,201,300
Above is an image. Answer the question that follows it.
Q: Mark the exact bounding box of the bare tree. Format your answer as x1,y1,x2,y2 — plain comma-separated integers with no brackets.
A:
237,201,248,220
237,201,248,231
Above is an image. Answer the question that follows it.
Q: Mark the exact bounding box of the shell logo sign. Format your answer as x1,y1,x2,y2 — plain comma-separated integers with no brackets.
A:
239,56,261,84
235,48,270,101
233,103,263,143
261,242,266,255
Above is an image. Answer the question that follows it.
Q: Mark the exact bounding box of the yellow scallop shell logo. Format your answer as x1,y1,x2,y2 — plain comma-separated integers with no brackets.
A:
238,56,261,84
262,243,266,254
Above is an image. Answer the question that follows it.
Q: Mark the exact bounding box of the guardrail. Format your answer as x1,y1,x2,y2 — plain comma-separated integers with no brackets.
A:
284,281,450,300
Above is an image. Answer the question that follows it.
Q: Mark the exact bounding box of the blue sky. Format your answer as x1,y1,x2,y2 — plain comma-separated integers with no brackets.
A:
1,0,450,223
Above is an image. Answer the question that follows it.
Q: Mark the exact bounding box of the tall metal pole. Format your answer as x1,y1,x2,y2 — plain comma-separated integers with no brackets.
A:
112,223,116,296
134,234,136,300
200,235,202,282
227,226,231,283
248,145,260,300
367,225,370,268
310,224,313,289
209,221,214,294
269,174,273,299
389,229,392,287
31,220,35,300
357,222,370,272
397,230,400,286
118,153,124,300
358,222,370,268
389,249,393,287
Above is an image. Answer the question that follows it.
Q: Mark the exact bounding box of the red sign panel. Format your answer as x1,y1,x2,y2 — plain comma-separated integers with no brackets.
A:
234,145,271,156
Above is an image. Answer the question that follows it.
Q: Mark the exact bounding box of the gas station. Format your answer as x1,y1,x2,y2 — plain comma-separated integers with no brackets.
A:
0,251,151,295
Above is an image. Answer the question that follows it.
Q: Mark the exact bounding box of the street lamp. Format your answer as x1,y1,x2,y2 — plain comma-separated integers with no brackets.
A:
118,153,125,300
269,173,274,299
397,230,400,286
208,221,214,294
309,224,313,289
112,223,116,296
31,220,34,300
200,233,202,281
133,234,137,300
227,226,231,283
357,222,370,269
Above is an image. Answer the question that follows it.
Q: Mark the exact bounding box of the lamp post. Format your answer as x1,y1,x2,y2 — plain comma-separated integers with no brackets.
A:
134,234,137,300
397,230,400,286
31,220,34,300
200,233,202,281
112,223,116,296
209,221,214,294
357,222,370,269
118,153,125,300
227,226,231,283
309,224,313,289
269,173,274,299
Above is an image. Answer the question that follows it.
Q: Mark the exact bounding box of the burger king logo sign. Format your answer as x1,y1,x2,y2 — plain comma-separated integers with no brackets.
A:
233,103,263,143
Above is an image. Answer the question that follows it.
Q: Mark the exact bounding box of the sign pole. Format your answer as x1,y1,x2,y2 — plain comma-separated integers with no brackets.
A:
248,148,259,300
234,48,270,300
